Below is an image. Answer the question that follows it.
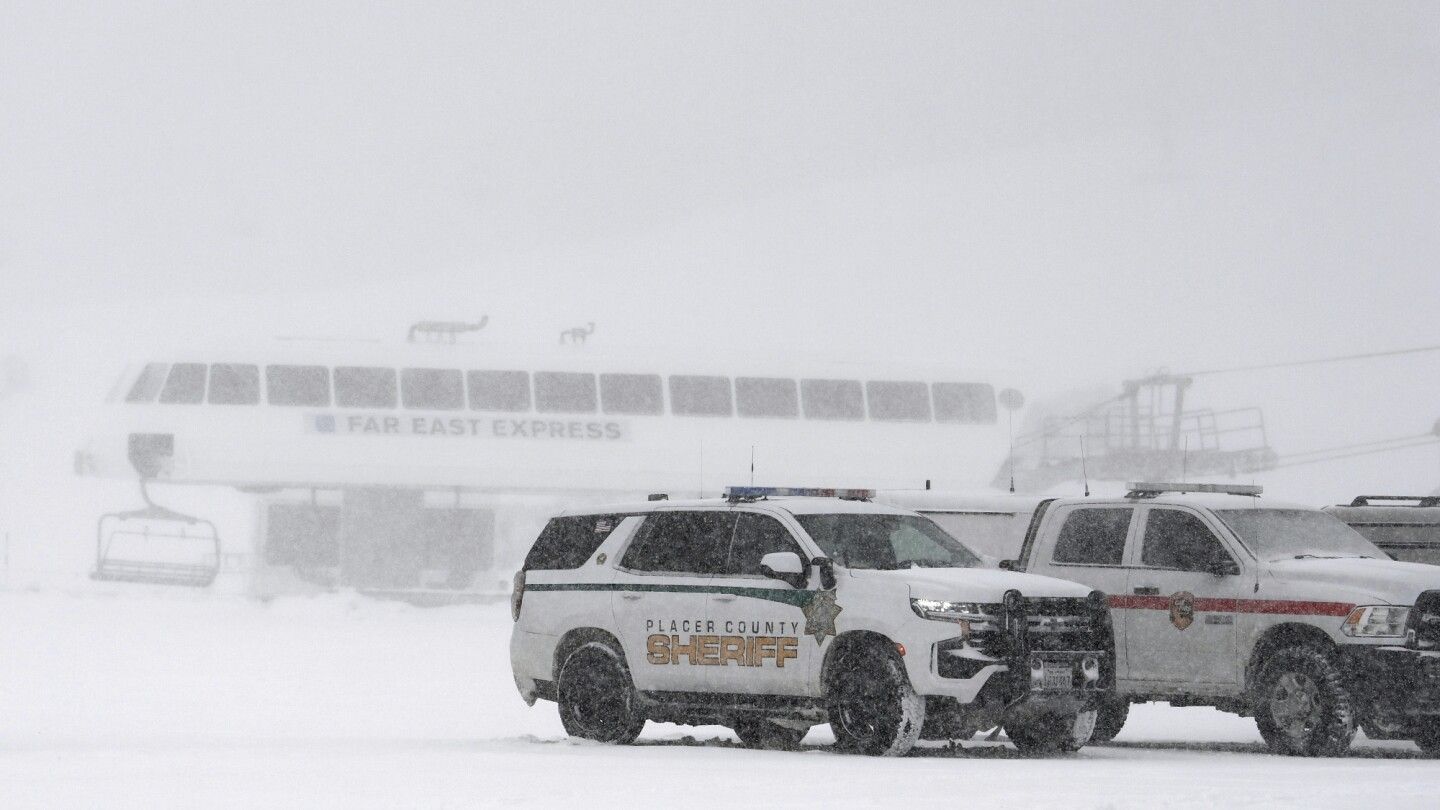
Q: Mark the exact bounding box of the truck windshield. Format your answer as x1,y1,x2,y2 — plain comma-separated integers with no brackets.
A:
795,513,982,570
1215,509,1386,562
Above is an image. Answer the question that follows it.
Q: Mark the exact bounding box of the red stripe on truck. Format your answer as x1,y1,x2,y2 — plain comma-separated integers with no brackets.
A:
1106,595,1353,617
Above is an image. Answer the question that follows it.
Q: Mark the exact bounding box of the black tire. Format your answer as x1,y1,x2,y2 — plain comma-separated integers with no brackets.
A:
733,717,808,751
1005,708,1098,754
557,640,646,744
1253,646,1355,757
1413,719,1440,756
826,643,925,756
1089,696,1130,744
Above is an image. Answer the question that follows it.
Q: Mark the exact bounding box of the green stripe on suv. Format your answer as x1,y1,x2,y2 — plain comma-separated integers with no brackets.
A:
525,582,817,608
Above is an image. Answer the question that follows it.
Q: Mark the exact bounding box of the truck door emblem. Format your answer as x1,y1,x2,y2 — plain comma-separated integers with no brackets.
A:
802,590,843,645
1169,591,1195,631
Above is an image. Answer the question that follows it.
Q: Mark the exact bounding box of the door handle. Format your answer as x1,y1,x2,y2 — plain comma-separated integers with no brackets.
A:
620,593,642,601
1133,586,1160,596
713,594,737,603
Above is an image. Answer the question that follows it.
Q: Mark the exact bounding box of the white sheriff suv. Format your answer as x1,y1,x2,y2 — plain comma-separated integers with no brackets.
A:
902,483,1440,756
509,487,1115,756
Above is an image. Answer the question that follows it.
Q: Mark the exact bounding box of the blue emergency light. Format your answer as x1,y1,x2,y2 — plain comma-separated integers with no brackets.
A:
724,486,876,502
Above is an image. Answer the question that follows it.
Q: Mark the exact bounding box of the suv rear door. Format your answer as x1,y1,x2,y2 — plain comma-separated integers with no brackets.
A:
612,509,736,693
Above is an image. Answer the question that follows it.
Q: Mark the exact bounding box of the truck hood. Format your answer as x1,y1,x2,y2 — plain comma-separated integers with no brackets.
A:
1266,557,1440,605
851,566,1094,603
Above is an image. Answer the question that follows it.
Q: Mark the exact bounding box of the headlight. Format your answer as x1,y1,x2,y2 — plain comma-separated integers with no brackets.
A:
910,598,998,626
1341,605,1410,638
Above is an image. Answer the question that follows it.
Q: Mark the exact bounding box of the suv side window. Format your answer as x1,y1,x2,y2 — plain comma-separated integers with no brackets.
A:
1052,507,1131,565
621,511,736,575
523,515,623,571
726,514,803,576
1141,509,1234,572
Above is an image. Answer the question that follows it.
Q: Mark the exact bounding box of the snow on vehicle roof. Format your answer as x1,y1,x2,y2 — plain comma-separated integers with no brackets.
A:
558,495,916,518
1053,491,1314,512
877,490,1046,514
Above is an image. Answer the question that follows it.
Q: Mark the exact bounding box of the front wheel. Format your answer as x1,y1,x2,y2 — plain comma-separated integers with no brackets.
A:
827,644,925,756
1005,708,1098,754
1254,647,1355,757
1089,696,1130,744
557,640,646,744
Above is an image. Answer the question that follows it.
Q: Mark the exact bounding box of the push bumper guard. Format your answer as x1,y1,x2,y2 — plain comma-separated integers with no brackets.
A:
998,589,1114,708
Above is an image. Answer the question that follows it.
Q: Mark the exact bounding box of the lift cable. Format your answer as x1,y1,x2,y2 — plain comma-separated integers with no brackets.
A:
1184,343,1440,377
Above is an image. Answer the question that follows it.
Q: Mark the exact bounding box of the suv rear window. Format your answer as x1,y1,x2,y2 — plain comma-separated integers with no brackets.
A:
523,515,624,571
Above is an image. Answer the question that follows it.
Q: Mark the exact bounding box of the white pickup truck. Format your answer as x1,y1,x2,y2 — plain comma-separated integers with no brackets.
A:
882,483,1440,756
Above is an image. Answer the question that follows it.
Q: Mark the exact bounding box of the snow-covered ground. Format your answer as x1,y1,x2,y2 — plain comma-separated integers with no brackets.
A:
1,588,1434,809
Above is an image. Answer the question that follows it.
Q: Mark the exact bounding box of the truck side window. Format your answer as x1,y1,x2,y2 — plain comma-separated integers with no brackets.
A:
726,514,802,576
1141,509,1234,572
621,512,735,575
1052,508,1131,565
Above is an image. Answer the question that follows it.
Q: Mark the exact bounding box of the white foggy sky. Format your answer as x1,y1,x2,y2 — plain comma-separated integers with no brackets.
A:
1,2,1438,461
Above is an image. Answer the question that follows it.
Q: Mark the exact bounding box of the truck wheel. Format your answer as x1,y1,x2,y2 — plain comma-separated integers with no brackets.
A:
1005,708,1098,754
733,718,808,751
827,643,925,756
1413,720,1440,756
1089,696,1130,743
557,640,646,744
1254,647,1355,757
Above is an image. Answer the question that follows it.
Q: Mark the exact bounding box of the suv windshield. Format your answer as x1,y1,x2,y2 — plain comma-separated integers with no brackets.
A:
795,513,981,570
1216,508,1385,562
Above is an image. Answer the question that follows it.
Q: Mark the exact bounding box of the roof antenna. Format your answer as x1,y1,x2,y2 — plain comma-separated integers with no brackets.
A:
750,445,755,486
1007,407,1017,493
1080,435,1091,497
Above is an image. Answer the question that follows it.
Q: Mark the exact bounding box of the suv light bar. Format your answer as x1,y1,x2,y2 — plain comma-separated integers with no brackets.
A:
724,486,876,502
1126,482,1262,498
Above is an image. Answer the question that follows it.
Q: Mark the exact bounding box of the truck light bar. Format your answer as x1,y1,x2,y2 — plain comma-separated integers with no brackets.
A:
1126,482,1262,498
724,486,876,502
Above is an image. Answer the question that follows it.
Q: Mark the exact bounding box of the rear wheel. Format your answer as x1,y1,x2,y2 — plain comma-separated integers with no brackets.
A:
1089,696,1130,744
1254,647,1355,757
557,640,646,744
1005,708,1098,754
827,643,925,756
733,718,808,751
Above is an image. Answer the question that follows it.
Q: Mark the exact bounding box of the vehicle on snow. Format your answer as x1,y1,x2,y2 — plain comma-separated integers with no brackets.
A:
509,487,1115,756
887,483,1440,756
1325,496,1440,566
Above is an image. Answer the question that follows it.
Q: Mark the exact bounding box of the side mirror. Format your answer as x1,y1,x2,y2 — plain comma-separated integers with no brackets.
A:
1208,556,1241,577
999,559,1019,571
760,551,808,589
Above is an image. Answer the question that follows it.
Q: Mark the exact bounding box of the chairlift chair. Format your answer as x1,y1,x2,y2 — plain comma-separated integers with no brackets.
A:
92,488,220,588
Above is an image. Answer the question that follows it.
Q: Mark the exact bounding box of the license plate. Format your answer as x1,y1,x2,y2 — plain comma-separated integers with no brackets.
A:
1041,662,1073,691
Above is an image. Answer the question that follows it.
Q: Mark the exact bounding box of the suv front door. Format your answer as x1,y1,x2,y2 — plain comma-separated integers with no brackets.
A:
705,511,815,697
612,510,736,693
1123,506,1243,688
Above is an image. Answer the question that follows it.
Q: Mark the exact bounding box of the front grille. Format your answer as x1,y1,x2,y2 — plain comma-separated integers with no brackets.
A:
1409,590,1440,651
1019,596,1111,653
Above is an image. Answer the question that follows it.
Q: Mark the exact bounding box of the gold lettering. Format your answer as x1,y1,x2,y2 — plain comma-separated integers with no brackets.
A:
646,634,670,665
719,636,746,666
755,637,777,666
670,634,700,665
697,635,720,665
776,637,798,668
